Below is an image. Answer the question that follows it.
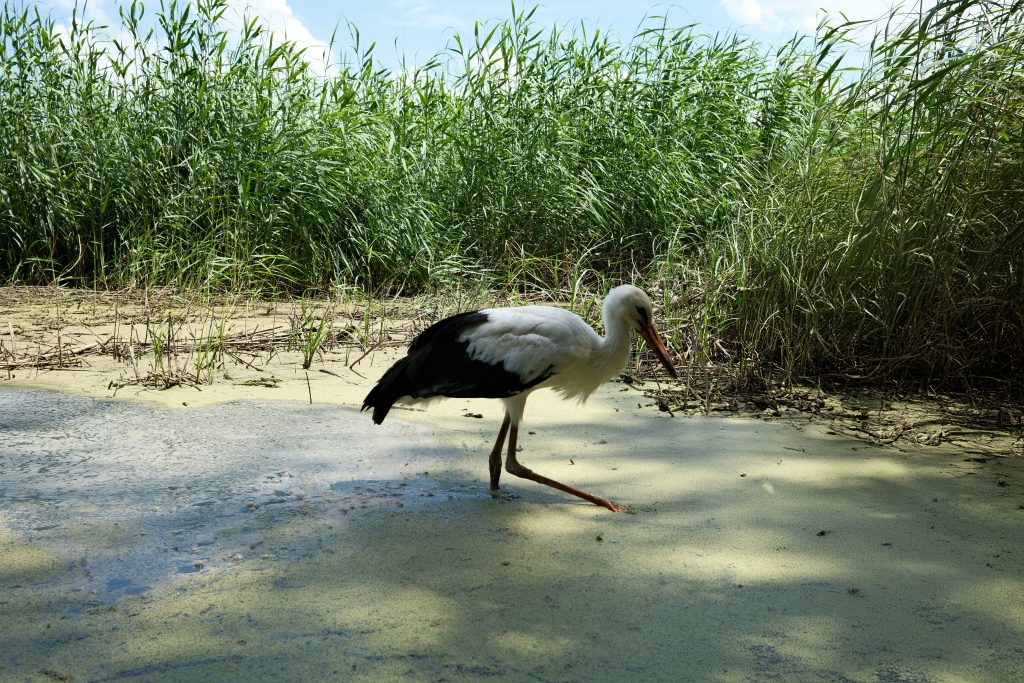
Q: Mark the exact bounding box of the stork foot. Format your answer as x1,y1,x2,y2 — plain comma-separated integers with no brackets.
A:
490,487,520,501
602,499,632,513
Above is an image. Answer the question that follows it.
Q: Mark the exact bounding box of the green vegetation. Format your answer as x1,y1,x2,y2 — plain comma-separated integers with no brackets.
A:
1,0,1021,387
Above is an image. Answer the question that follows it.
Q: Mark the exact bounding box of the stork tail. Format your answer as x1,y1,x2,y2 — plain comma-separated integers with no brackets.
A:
361,356,413,424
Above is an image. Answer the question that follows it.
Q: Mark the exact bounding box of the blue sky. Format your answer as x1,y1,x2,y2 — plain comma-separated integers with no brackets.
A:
35,0,913,70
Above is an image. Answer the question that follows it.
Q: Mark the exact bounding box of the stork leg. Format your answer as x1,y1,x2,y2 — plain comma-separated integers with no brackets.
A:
504,423,630,513
489,414,512,495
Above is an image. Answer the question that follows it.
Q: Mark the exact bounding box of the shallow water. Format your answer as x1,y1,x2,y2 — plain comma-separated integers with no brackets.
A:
0,388,451,602
2,385,1022,682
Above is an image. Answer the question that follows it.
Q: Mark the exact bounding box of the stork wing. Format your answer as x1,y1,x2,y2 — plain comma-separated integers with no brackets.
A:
459,306,598,384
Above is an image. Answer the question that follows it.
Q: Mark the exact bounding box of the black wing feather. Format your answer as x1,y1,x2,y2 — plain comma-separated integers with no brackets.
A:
362,311,552,424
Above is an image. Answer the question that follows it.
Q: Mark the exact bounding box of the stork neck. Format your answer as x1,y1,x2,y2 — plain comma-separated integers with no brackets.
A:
597,312,632,374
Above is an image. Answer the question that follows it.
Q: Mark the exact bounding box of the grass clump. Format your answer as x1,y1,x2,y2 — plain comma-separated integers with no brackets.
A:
717,0,1024,386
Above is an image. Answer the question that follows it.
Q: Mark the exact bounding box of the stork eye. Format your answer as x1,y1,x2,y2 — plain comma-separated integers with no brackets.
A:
634,305,650,329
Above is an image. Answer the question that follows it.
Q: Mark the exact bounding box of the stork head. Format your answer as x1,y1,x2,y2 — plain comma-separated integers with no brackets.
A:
604,285,678,378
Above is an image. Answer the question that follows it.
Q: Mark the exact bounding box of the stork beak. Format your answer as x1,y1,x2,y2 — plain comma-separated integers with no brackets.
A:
640,324,678,379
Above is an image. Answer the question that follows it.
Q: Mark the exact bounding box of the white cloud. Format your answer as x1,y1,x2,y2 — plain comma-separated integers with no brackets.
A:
720,0,932,37
48,0,114,44
224,0,335,76
721,0,787,33
384,0,473,30
35,0,336,76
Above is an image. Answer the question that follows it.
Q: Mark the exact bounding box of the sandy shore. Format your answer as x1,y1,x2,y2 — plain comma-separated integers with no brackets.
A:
2,289,1023,681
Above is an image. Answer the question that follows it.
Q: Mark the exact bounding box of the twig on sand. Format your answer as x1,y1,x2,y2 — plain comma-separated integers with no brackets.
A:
349,339,383,369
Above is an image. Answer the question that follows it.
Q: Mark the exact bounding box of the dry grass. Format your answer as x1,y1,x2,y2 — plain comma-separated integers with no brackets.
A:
2,285,1019,459
0,287,386,390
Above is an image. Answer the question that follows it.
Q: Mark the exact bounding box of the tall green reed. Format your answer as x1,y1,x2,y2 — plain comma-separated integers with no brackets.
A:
0,0,1020,387
717,0,1023,385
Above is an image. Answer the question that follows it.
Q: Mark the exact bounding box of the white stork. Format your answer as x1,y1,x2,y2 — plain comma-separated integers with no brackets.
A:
362,284,677,512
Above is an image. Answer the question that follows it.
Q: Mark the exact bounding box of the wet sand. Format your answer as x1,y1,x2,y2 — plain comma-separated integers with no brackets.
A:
2,370,1023,681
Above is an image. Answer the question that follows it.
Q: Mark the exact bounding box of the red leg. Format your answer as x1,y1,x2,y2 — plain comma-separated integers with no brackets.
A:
489,414,511,495
504,423,630,513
